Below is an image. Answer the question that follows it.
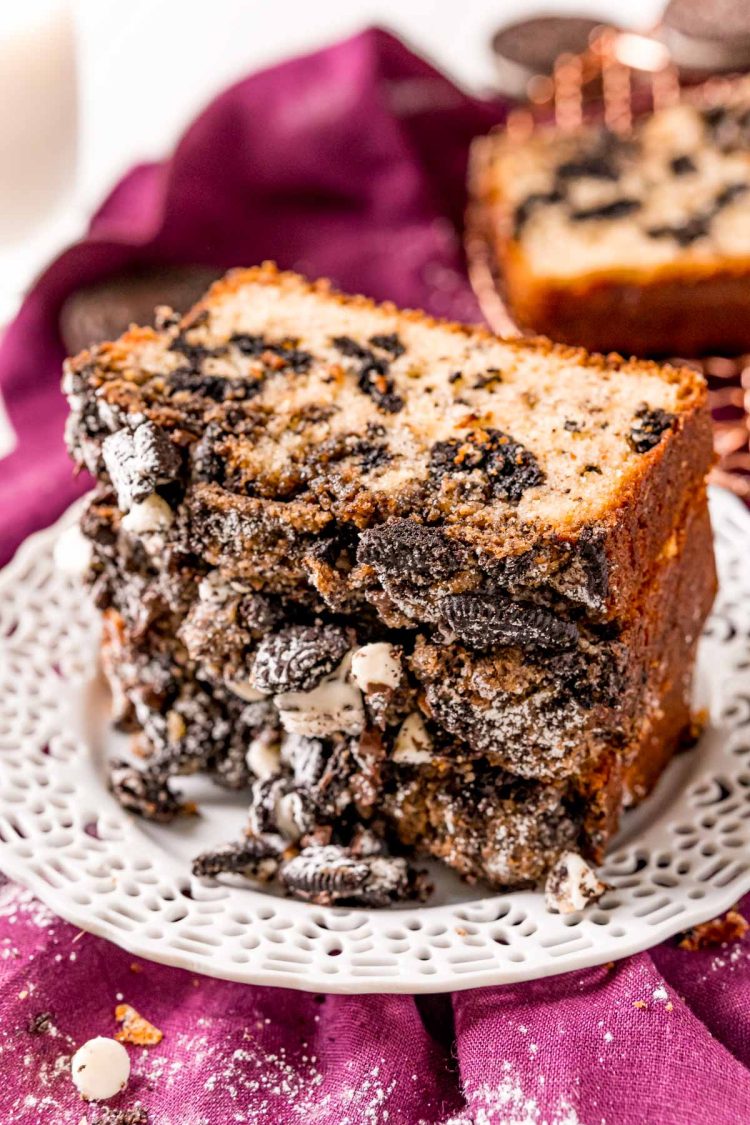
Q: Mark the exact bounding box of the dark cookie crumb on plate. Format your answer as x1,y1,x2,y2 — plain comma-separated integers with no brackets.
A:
109,761,190,824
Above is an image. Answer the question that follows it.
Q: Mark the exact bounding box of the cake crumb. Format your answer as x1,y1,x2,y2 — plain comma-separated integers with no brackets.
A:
88,1108,149,1124
27,1010,54,1035
115,1004,163,1046
681,709,708,749
677,908,749,951
633,1000,647,1009
545,851,606,914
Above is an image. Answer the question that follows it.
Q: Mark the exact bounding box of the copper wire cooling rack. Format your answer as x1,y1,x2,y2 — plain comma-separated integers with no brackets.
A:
467,26,750,501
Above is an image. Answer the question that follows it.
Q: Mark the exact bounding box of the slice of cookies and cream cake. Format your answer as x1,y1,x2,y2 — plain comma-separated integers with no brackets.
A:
63,264,715,908
470,81,750,354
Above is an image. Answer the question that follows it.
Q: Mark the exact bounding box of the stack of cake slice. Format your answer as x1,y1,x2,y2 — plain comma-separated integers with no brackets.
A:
63,264,715,909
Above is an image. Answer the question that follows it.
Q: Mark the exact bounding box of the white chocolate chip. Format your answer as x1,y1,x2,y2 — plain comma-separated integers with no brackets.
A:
246,732,281,779
121,493,174,534
392,712,433,764
54,525,93,578
545,851,606,914
351,643,402,693
275,651,364,737
275,791,308,841
71,1036,130,1101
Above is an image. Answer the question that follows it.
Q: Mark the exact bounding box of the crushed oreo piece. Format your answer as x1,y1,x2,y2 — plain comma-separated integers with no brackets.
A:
279,844,430,906
569,198,641,222
192,836,283,881
191,421,227,483
109,761,187,823
252,624,351,694
247,777,316,841
230,333,314,373
369,332,405,357
282,733,328,788
210,740,253,791
167,368,235,401
473,368,503,389
330,335,369,359
429,428,545,503
646,216,708,246
27,1011,54,1035
646,182,746,247
701,104,750,151
670,154,697,176
628,405,677,453
563,419,582,433
703,104,729,133
317,432,392,473
355,440,392,472
87,1106,149,1125
230,333,268,357
513,189,563,237
169,335,226,366
331,335,403,412
715,182,748,209
545,851,607,914
556,153,618,181
441,592,579,652
247,777,288,836
102,422,182,511
360,362,402,414
358,519,463,583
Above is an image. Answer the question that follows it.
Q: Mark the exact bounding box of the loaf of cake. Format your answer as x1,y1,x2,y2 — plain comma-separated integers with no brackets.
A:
63,264,715,910
469,82,750,355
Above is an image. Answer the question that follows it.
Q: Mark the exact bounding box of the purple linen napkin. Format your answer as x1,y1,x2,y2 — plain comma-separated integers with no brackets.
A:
1,28,749,1125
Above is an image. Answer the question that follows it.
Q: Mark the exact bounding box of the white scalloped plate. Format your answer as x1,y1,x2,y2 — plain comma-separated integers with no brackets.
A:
0,488,749,993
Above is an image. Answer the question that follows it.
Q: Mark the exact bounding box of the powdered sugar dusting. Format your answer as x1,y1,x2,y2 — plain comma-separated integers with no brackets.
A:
450,1064,583,1125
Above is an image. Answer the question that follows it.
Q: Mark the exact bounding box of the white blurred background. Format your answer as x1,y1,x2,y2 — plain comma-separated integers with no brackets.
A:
0,0,662,322
75,0,661,209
